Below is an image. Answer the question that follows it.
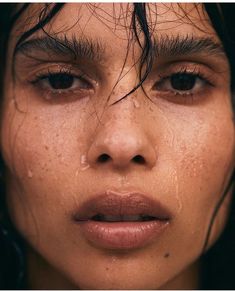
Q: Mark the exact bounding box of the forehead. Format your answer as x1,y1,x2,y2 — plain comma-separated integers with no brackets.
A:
16,3,217,41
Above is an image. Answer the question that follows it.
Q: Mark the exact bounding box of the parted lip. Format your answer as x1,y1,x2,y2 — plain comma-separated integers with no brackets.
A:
73,190,172,221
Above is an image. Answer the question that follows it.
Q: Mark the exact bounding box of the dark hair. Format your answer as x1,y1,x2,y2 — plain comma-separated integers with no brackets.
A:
0,3,234,289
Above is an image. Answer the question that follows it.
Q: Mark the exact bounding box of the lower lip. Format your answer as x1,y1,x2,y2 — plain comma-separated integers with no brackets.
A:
78,220,169,250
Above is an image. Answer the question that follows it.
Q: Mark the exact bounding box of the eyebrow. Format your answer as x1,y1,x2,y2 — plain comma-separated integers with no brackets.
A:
15,35,106,62
15,34,225,63
152,35,225,58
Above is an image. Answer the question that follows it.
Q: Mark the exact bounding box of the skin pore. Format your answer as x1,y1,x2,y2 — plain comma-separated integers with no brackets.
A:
1,3,235,289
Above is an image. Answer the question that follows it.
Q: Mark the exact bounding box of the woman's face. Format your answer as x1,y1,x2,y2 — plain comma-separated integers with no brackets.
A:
1,3,235,289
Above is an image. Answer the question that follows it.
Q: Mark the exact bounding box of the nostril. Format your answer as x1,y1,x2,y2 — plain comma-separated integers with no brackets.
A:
132,155,145,164
97,154,111,163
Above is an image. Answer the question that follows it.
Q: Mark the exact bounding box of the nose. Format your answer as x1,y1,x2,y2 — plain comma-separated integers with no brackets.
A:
87,111,157,170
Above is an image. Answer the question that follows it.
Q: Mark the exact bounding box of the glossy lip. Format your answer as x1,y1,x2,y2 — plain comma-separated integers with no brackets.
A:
73,190,172,250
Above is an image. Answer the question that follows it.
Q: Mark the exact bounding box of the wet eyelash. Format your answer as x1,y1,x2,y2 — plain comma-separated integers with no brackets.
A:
30,67,81,84
158,66,214,87
151,64,217,105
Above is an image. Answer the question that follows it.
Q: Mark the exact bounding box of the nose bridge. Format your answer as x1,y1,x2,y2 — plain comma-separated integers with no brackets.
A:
107,61,139,105
87,98,157,169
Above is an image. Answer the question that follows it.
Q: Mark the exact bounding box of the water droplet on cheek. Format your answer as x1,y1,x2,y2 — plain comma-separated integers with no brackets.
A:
80,155,87,165
111,256,117,263
27,169,33,178
133,99,140,108
192,167,198,177
44,93,52,100
81,165,90,171
80,154,90,171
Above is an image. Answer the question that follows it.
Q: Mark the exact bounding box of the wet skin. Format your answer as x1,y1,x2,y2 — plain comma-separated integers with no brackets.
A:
1,3,235,289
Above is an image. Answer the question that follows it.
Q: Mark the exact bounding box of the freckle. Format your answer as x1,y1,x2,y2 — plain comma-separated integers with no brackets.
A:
45,145,49,150
164,253,170,258
105,267,109,271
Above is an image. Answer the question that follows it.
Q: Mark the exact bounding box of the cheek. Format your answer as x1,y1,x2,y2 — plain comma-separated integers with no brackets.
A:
178,116,234,196
1,91,91,176
0,100,90,239
169,108,235,249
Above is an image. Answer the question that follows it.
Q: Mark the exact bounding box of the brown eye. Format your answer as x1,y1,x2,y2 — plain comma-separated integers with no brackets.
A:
36,72,93,92
154,72,207,95
48,73,74,89
170,73,196,91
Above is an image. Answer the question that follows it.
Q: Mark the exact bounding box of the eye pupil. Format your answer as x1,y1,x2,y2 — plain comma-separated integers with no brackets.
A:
49,73,74,89
171,73,196,91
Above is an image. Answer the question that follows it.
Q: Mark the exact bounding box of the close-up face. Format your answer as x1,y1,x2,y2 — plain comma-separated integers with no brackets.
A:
0,3,235,289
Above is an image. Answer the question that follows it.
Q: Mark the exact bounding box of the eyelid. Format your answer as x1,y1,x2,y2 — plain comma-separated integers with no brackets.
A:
23,63,98,103
28,64,97,86
155,62,217,86
148,62,219,105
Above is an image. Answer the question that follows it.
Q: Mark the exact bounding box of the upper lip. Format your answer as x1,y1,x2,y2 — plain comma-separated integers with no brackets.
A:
73,190,172,221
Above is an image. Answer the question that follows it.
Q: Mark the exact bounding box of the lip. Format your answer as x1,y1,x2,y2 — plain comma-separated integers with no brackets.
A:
73,190,171,250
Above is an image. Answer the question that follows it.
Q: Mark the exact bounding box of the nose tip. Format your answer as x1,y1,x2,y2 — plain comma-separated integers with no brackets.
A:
87,130,157,169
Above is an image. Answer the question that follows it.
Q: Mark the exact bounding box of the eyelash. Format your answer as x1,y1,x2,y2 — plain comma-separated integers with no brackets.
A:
153,65,214,99
29,67,94,99
28,64,214,103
